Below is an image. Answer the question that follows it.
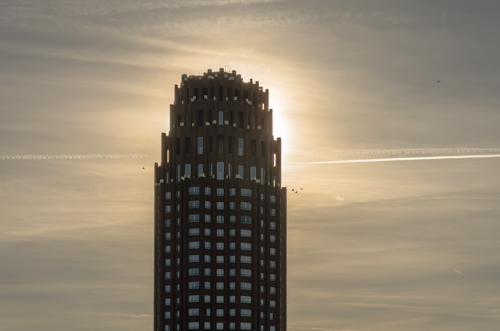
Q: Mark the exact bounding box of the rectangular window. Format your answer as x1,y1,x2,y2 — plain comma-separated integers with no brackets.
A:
228,136,233,153
217,229,224,237
189,242,200,249
189,295,200,303
189,187,199,195
241,269,251,277
198,164,203,177
241,282,251,290
205,201,211,209
204,228,211,236
251,140,256,157
270,261,276,268
270,248,276,255
238,111,244,128
217,256,224,263
241,256,251,264
250,166,256,180
205,268,211,276
229,202,235,210
165,246,171,253
189,201,200,209
189,228,200,236
217,216,224,223
217,162,224,180
229,229,235,236
229,188,235,196
204,215,211,222
217,243,224,250
165,192,171,200
241,216,251,224
261,168,265,185
185,137,191,154
189,282,199,289
189,255,199,263
165,206,171,213
237,165,244,178
217,309,224,316
270,235,276,242
217,296,224,303
241,188,252,197
217,188,224,196
241,296,252,303
217,202,224,210
217,269,224,277
189,309,200,316
217,135,223,153
218,111,223,125
241,202,251,210
198,137,203,154
270,209,276,216
198,109,204,127
238,138,244,156
270,195,276,203
241,309,252,317
270,222,276,229
205,255,211,263
205,242,211,249
189,268,200,276
205,187,211,195
189,214,200,222
241,229,251,237
204,295,211,303
241,243,251,250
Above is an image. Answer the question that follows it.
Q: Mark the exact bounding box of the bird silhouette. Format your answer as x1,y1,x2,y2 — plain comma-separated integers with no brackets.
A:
301,188,303,190
295,191,297,194
291,188,294,191
143,167,145,169
437,80,440,83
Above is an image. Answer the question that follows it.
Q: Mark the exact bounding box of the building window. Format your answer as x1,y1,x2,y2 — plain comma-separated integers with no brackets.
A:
198,164,203,177
204,228,211,236
165,272,171,279
270,248,276,255
189,295,199,303
188,322,199,330
230,295,236,303
205,255,211,263
205,201,211,209
230,188,236,196
229,229,235,236
165,246,171,253
165,259,171,266
189,282,199,289
205,242,211,249
217,296,224,303
189,255,199,262
241,323,251,330
270,274,276,281
205,268,211,276
205,187,211,195
230,242,236,250
217,202,224,210
217,309,224,317
165,233,171,240
241,269,251,277
241,296,252,304
205,215,211,222
230,323,235,330
250,166,256,180
216,323,223,330
270,261,276,268
189,187,200,195
241,202,251,210
217,229,224,237
165,312,171,319
189,268,200,276
230,282,236,290
165,219,171,227
217,243,224,250
261,168,265,186
238,138,244,156
241,309,252,317
217,269,224,277
241,229,251,237
216,216,224,223
217,282,224,290
270,287,276,294
165,192,171,200
230,202,235,210
217,188,224,196
241,188,252,197
189,214,200,222
241,216,251,224
165,298,171,305
198,137,203,154
188,242,200,249
218,111,223,125
204,295,211,303
230,269,235,276
241,256,251,264
241,282,251,290
217,135,224,153
270,235,276,242
241,243,251,250
216,162,224,180
270,209,276,216
189,309,199,316
189,201,200,209
189,228,200,236
270,195,276,203
270,300,276,307
237,165,244,178
165,206,171,213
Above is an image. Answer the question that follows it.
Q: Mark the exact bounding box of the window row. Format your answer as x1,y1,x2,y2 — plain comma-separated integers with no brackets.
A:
165,323,277,331
164,270,277,280
171,163,271,184
167,191,276,202
165,283,275,294
176,136,268,159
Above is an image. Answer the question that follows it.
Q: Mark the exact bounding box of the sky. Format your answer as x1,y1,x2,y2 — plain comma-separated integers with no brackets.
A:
1,0,500,330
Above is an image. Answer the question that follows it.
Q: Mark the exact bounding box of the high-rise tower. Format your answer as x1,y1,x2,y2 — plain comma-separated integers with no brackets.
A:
154,68,286,331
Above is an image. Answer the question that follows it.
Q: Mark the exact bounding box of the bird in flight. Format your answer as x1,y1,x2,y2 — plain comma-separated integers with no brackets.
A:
143,167,145,170
437,80,440,83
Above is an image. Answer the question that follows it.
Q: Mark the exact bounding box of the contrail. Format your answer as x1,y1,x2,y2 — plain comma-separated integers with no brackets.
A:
453,269,464,275
287,154,500,165
0,154,159,161
309,148,500,158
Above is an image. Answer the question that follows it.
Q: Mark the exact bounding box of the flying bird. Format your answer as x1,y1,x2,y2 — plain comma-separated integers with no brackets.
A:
291,188,294,191
143,167,145,169
437,80,440,83
301,188,303,190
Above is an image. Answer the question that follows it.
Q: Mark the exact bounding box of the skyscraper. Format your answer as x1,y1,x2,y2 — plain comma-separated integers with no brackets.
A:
154,68,286,331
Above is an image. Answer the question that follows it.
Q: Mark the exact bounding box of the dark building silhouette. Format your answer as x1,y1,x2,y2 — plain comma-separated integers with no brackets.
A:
154,68,286,331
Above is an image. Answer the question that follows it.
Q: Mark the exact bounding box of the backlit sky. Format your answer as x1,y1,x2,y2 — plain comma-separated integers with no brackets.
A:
1,1,500,330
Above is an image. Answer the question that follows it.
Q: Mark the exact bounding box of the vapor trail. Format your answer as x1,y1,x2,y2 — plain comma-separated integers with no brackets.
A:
288,154,500,165
0,154,159,161
309,148,500,158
